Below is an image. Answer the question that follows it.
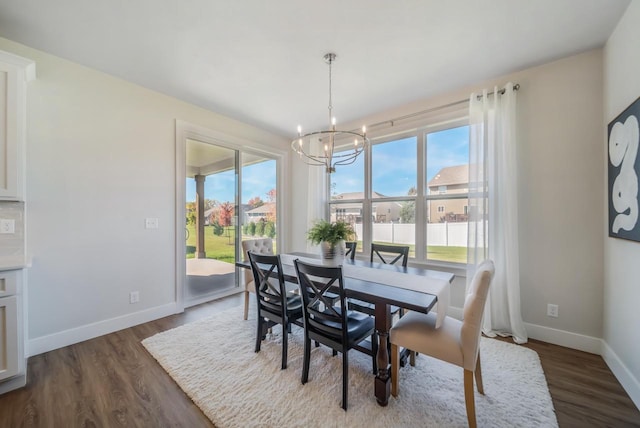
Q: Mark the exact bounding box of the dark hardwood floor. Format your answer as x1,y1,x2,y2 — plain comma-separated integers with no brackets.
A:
0,293,638,427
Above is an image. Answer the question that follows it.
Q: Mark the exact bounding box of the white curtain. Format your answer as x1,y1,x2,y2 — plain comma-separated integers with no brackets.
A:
467,82,527,344
305,138,327,254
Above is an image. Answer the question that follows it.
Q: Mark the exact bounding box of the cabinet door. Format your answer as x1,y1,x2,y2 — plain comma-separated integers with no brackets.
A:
0,51,33,201
0,295,19,381
0,61,20,199
0,270,18,298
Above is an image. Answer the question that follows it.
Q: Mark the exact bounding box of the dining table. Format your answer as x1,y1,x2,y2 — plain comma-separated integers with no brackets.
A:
236,251,455,406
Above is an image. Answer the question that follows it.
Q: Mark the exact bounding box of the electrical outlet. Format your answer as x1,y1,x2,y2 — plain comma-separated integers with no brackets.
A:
0,219,15,234
547,303,559,318
145,218,159,229
129,291,140,304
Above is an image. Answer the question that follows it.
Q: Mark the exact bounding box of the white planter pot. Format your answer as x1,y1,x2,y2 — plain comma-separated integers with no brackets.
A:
320,240,346,260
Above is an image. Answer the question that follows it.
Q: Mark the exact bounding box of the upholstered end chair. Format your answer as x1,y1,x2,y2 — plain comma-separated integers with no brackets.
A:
390,259,495,428
241,238,274,320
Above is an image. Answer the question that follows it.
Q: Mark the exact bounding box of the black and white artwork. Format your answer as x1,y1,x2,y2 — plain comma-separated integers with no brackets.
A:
608,96,640,241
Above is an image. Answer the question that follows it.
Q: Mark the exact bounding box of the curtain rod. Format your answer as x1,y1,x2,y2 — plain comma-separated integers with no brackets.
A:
476,83,520,100
366,82,520,130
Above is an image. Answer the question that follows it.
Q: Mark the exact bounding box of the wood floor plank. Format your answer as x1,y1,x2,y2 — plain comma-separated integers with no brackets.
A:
0,294,638,427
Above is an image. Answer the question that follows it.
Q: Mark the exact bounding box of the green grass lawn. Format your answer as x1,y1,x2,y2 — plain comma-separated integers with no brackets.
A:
186,225,237,263
369,241,467,264
185,225,278,263
426,246,467,264
185,227,466,264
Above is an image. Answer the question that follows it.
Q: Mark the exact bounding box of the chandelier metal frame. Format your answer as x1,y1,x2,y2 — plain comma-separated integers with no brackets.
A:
291,53,369,174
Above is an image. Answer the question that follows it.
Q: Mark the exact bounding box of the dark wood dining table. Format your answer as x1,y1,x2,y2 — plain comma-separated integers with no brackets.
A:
236,252,455,406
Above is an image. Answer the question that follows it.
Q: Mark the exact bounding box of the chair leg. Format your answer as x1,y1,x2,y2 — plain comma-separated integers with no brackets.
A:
243,291,250,320
464,369,477,428
475,353,484,395
391,342,399,397
409,350,416,367
302,336,311,384
281,325,288,370
255,316,262,353
342,350,348,410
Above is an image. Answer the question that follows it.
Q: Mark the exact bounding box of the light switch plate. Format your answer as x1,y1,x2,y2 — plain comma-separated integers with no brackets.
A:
0,219,15,234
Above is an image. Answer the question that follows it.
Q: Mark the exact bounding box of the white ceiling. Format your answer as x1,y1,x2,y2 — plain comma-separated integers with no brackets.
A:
0,0,630,138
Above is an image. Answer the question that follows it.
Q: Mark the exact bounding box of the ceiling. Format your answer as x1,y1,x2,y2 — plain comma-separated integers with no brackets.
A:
0,0,630,139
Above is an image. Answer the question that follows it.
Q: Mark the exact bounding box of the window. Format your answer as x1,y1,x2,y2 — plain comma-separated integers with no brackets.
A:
425,126,469,263
328,105,469,265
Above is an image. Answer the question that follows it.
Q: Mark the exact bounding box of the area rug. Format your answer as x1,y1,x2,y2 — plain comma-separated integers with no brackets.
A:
142,305,558,428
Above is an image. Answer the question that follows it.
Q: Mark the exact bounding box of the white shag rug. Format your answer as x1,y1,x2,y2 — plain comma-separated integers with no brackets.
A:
142,305,558,428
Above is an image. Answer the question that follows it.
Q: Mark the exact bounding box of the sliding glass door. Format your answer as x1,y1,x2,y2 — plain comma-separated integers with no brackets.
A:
184,139,239,307
182,134,280,308
241,155,278,251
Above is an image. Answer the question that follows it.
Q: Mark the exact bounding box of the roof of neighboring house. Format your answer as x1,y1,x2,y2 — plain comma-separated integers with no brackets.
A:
331,191,387,200
245,202,275,214
427,165,469,187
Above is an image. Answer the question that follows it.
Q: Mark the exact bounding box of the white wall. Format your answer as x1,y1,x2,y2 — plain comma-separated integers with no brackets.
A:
291,50,606,350
0,37,289,355
603,1,640,409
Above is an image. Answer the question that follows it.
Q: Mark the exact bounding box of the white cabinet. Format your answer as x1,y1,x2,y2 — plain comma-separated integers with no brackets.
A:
0,270,23,387
0,51,35,200
0,50,33,394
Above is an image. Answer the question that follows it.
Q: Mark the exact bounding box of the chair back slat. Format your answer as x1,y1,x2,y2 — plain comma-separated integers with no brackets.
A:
370,243,409,267
248,252,288,316
294,260,347,341
345,241,357,261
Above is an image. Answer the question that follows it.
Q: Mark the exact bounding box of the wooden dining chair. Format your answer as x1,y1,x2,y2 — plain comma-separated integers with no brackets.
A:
248,252,303,370
390,259,495,428
293,259,378,411
241,238,274,320
348,243,410,317
370,243,409,267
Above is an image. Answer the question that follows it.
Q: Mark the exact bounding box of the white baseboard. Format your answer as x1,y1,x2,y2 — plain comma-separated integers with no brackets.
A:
449,306,639,410
0,372,26,394
27,302,178,357
447,306,602,354
601,340,640,410
524,322,603,354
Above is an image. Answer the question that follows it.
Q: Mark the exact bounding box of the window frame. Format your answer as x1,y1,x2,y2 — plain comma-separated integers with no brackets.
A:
327,107,469,268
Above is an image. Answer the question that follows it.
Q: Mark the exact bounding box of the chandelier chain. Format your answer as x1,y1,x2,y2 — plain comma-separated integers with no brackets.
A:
328,55,333,123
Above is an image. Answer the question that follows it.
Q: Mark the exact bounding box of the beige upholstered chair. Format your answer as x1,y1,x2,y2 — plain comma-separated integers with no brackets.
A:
390,259,495,428
241,238,274,320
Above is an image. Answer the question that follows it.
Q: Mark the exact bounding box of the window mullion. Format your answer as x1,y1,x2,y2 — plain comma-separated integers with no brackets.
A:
363,139,372,252
415,132,426,261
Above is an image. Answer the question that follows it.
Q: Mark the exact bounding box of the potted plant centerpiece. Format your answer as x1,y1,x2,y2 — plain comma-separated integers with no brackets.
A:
307,220,355,260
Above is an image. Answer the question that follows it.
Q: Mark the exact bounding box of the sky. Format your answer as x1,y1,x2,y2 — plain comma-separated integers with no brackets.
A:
186,125,469,203
186,159,276,204
332,125,469,196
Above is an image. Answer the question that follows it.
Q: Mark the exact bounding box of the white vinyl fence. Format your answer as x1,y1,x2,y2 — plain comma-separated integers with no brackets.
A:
354,222,473,247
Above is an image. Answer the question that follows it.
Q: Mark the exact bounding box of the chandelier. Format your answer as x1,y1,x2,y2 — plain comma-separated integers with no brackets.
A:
291,53,369,174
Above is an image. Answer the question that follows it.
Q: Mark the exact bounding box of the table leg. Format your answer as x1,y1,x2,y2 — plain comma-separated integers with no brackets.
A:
374,303,391,406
